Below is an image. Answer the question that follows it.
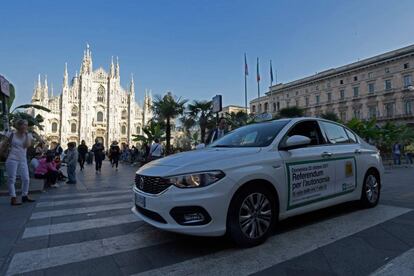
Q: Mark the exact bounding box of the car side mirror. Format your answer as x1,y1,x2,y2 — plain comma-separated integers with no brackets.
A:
280,135,311,150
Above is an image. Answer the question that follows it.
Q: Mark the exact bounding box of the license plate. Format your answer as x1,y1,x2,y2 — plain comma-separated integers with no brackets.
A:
135,193,146,208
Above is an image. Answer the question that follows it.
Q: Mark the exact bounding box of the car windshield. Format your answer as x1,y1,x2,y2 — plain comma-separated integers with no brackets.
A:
210,120,290,148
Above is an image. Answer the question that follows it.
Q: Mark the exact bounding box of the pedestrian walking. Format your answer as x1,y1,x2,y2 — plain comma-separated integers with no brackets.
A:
0,119,35,205
148,138,164,161
109,141,121,170
54,142,63,157
77,140,88,171
92,139,105,173
392,142,402,165
66,142,78,184
206,117,228,145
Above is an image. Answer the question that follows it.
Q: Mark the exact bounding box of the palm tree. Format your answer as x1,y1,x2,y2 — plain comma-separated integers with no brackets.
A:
132,120,165,145
179,114,196,138
188,100,213,143
152,92,187,154
225,111,250,130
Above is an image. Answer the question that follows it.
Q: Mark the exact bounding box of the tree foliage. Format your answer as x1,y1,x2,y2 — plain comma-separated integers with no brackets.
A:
132,120,165,145
187,100,214,143
278,106,304,118
320,112,340,122
152,92,187,154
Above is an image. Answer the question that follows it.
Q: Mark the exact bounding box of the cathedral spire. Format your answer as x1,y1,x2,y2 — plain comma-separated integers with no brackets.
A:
37,74,41,89
43,75,49,99
129,73,135,94
81,43,93,75
115,56,120,79
63,62,68,88
110,56,115,78
51,83,54,97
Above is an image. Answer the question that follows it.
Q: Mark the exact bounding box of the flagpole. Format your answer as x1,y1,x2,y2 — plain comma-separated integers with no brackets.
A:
244,53,248,114
257,57,260,98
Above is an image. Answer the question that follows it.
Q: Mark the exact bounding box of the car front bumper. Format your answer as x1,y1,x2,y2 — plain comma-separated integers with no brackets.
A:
131,178,234,237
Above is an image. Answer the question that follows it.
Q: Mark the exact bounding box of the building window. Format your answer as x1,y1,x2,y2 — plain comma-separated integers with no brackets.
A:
121,125,127,135
353,76,358,81
368,83,375,94
315,95,320,105
340,89,345,100
277,102,280,111
295,99,299,106
353,87,359,97
340,80,344,85
286,100,290,107
97,111,104,122
385,67,390,74
136,126,141,134
252,105,256,113
327,92,332,102
404,63,410,69
296,91,299,95
353,109,361,119
286,93,289,98
404,75,412,88
258,104,262,113
121,109,127,120
385,79,392,90
405,101,412,115
368,106,377,119
71,123,76,133
368,72,374,79
71,106,78,117
264,102,268,112
305,97,309,107
315,85,319,91
97,85,105,102
385,102,394,117
327,82,331,88
273,103,276,112
52,122,58,133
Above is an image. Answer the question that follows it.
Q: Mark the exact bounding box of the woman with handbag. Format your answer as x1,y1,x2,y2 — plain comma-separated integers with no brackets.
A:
1,119,35,205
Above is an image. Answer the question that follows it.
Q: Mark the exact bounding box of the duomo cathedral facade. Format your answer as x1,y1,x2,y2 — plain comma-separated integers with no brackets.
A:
31,45,153,148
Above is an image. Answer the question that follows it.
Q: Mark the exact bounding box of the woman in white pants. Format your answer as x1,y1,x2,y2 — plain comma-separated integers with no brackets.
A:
4,119,35,205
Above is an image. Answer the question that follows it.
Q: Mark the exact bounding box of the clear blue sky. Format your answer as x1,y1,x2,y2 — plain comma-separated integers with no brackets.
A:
2,0,414,107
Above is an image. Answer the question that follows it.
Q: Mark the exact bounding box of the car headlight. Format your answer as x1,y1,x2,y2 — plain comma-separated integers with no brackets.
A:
167,170,225,188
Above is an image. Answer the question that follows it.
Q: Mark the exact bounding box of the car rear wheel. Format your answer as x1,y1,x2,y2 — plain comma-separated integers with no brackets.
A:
360,170,381,208
227,185,277,247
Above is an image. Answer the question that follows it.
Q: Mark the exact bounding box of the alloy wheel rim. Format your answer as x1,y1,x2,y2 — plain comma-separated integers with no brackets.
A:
239,192,272,239
365,175,379,203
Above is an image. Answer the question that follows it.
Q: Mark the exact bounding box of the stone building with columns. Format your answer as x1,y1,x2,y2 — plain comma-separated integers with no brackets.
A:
31,45,153,148
250,44,414,126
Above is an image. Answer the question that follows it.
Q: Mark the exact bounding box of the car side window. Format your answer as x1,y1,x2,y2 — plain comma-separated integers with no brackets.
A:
285,120,326,146
320,121,350,144
345,128,358,143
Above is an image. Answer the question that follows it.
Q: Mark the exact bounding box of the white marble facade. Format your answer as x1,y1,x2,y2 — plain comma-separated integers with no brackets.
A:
31,44,153,148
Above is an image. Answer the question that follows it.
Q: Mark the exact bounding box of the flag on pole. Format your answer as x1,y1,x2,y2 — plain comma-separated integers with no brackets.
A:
256,57,260,82
244,53,248,76
270,60,274,85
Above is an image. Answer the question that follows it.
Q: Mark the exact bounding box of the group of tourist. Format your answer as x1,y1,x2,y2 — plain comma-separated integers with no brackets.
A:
392,142,414,165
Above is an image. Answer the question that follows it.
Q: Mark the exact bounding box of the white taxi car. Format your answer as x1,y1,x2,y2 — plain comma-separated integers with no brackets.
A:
132,118,383,246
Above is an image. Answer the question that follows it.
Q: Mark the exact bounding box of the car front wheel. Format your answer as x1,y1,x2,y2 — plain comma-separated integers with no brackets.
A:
360,170,381,208
227,185,277,247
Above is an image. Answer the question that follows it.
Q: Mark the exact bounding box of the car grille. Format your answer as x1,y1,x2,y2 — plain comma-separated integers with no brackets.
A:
135,174,172,194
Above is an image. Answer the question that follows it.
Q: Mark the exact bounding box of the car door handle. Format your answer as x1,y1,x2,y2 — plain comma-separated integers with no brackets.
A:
321,152,333,158
354,149,363,154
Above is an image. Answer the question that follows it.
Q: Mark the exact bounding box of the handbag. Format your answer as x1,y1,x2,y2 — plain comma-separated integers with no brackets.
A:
0,133,14,161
